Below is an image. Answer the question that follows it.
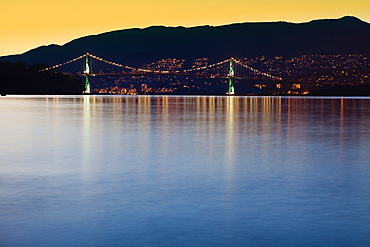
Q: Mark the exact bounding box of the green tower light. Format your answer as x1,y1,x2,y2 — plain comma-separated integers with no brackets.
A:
84,54,91,94
227,58,235,95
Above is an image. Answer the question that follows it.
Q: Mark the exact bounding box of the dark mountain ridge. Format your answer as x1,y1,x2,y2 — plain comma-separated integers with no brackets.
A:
1,16,369,67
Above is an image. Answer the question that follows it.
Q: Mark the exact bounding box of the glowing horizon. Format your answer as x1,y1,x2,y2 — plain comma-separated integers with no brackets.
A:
1,0,369,56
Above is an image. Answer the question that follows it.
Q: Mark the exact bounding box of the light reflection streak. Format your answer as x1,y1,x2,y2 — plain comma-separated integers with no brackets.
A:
225,96,236,183
82,95,92,175
339,98,345,164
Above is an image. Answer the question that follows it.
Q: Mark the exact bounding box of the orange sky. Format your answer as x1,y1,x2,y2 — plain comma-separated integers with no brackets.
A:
1,0,369,56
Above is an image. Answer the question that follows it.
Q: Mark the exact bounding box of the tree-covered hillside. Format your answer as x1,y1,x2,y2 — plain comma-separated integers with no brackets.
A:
0,61,84,94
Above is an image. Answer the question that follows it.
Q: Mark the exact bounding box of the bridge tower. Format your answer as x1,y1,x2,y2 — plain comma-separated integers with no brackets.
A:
84,54,91,94
227,58,235,95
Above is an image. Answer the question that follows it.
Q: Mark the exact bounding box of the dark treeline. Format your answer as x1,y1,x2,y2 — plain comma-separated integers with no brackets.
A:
0,61,84,95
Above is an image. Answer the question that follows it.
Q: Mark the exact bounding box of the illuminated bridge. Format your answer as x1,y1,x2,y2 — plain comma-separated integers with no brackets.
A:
40,52,287,94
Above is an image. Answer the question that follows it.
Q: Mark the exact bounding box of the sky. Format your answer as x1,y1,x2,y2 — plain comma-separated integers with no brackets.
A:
1,0,369,56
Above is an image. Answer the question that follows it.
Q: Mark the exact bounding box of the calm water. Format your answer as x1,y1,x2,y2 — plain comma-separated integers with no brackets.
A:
1,95,370,247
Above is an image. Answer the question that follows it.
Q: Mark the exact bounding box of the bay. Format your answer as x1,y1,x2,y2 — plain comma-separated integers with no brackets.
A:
1,95,370,246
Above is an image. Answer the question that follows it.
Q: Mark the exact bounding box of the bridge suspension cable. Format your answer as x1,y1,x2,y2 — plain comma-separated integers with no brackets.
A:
233,59,283,81
39,54,87,72
182,59,230,73
181,57,282,80
39,53,153,73
86,53,152,72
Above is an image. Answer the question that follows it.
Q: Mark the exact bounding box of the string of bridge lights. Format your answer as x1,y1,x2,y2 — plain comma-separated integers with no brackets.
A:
233,59,283,80
181,58,282,80
39,53,152,73
86,53,152,72
39,53,282,80
182,59,230,73
39,54,87,72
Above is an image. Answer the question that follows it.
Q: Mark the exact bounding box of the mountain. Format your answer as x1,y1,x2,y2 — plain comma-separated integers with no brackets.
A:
1,16,370,67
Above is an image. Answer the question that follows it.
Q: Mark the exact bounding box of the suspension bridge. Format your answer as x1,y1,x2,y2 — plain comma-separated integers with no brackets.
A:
40,52,284,95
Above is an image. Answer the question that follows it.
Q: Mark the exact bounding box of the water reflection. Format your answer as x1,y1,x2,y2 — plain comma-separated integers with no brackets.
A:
61,95,370,182
82,96,92,175
3,95,368,171
1,95,370,247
